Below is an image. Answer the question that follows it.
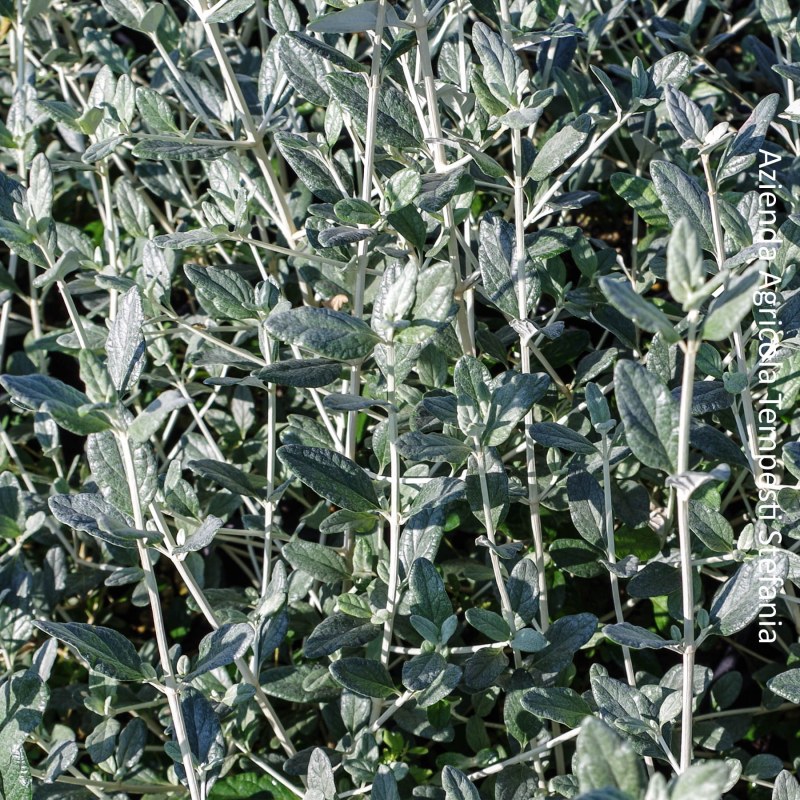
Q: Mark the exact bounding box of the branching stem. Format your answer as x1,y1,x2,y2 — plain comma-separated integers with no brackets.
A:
118,434,202,800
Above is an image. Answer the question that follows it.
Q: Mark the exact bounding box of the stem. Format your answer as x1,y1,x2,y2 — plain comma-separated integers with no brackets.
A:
28,772,184,795
524,114,632,226
510,126,550,634
475,445,521,668
379,341,401,667
675,313,699,772
700,155,762,485
261,336,277,597
345,0,388,558
118,435,202,800
99,164,120,319
466,727,581,781
149,505,296,756
369,689,413,733
192,3,296,241
601,430,636,687
412,0,474,355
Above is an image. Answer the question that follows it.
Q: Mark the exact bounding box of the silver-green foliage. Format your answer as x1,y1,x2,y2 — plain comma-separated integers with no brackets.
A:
0,0,797,798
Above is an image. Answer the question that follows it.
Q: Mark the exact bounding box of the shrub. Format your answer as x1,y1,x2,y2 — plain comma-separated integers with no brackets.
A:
0,0,799,798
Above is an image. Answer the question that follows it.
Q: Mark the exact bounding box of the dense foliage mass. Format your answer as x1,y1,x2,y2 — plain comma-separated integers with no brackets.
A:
1,0,800,798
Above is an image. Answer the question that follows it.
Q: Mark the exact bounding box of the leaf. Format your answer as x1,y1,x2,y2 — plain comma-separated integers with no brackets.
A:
399,507,445,577
278,445,379,512
307,748,336,800
308,1,407,33
42,739,79,783
408,477,466,516
463,647,508,690
512,628,548,652
409,558,452,627
530,613,597,675
303,613,381,659
209,772,298,800
275,132,345,203
478,213,527,318
667,216,705,307
115,178,151,237
417,663,462,707
265,307,381,361
254,358,342,388
318,226,374,247
466,459,509,530
442,766,480,800
575,717,646,797
329,658,396,698
529,422,596,453
335,198,381,226
278,34,333,107
128,389,189,443
758,0,792,34
282,540,349,582
185,623,255,681
472,22,519,109
397,262,456,346
767,669,800,704
172,517,222,554
650,160,713,251
0,173,26,223
483,372,551,446
417,166,469,212
710,553,788,635
0,374,109,435
610,173,670,227
106,287,146,394
190,459,267,499
598,277,678,342
402,652,446,691
154,229,230,249
566,471,605,547
184,265,255,321
387,205,427,251
651,51,692,88
48,493,154,549
86,717,120,763
132,139,230,161
87,430,157,515
530,114,593,181
614,360,679,473
372,766,400,800
664,84,709,146
603,622,672,650
206,0,256,24
689,501,733,552
718,95,779,182
507,558,539,625
372,260,418,338
175,690,224,783
33,621,146,681
101,0,145,30
28,154,53,221
773,771,800,800
260,665,340,702
671,761,731,800
465,608,510,642
324,73,422,150
396,432,472,464
702,267,760,341
522,687,592,727
386,168,422,210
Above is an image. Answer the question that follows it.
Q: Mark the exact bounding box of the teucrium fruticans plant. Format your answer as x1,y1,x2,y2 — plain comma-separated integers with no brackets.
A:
0,0,800,798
